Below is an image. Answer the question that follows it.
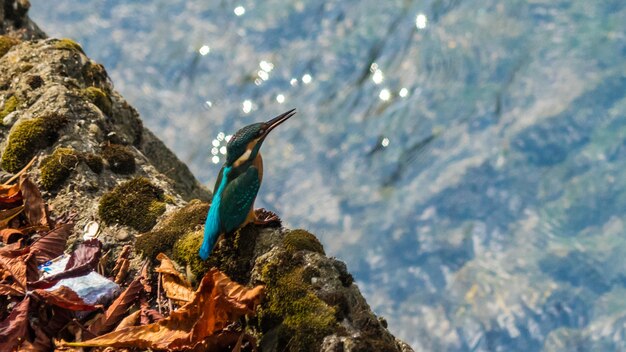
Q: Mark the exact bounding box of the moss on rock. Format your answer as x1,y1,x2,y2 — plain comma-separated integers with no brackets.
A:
283,229,325,255
25,75,44,89
39,147,81,191
53,38,85,54
82,61,109,88
0,96,20,122
0,35,20,57
204,225,260,283
98,177,166,232
102,144,135,174
82,86,112,116
1,113,68,173
135,199,209,260
172,230,211,280
259,256,337,352
83,153,103,173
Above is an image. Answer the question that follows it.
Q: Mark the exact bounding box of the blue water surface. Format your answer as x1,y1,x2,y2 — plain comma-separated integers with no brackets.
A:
30,1,626,350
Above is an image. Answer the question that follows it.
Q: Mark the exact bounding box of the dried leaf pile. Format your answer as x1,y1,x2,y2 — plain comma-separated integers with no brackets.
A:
0,167,264,351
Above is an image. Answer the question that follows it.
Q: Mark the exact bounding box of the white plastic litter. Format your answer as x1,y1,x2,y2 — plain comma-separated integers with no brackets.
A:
39,254,120,305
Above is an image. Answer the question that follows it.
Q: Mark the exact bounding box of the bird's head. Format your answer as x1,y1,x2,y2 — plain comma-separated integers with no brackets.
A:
225,108,296,167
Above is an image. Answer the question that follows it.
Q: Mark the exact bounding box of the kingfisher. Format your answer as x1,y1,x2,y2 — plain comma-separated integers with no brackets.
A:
199,108,296,260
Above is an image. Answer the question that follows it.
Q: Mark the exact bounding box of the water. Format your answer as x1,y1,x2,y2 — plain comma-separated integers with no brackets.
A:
30,1,626,350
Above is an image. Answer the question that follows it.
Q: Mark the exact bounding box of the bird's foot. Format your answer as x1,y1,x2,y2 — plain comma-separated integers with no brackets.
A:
253,208,282,228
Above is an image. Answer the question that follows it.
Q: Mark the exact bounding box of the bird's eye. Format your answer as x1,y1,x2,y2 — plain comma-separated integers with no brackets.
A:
258,129,265,135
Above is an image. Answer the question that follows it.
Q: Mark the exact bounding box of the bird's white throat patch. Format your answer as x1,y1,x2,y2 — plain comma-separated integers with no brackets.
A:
233,147,253,167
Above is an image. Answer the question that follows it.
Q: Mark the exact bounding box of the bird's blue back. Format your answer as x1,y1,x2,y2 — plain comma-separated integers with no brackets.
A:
199,166,231,260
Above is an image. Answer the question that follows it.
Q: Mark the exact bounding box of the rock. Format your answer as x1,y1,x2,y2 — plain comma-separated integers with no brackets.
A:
0,0,413,350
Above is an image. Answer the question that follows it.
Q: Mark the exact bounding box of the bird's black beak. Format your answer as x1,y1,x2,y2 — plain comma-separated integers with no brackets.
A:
263,108,296,137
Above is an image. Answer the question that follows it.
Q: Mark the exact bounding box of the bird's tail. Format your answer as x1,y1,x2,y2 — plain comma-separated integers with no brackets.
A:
199,203,221,260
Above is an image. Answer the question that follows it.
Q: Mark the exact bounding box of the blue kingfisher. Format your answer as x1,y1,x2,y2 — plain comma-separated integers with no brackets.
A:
199,108,296,260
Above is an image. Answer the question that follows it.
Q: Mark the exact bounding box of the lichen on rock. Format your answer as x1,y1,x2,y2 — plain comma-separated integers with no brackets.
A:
98,177,166,232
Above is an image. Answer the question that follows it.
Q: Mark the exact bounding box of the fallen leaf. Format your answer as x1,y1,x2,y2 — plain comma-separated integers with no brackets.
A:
0,247,38,287
189,331,251,352
33,286,99,311
0,228,23,244
0,205,24,229
113,245,131,284
88,276,143,336
0,183,21,204
29,222,73,265
155,253,194,303
114,310,141,331
28,239,102,290
19,175,49,229
0,283,24,296
139,296,163,325
0,296,30,351
61,269,264,350
139,261,151,293
18,322,51,352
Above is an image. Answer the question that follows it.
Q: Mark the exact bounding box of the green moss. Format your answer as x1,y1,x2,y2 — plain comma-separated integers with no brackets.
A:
0,36,20,57
39,147,80,191
82,86,112,116
83,153,103,173
259,259,337,351
53,38,85,54
98,177,166,232
283,229,325,255
135,199,209,260
0,96,20,121
205,225,259,283
172,230,211,280
1,113,67,173
102,144,135,174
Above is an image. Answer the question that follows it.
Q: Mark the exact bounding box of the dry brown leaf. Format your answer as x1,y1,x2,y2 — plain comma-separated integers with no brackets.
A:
0,296,30,351
0,228,24,244
60,269,265,350
139,261,152,293
139,296,163,325
33,286,99,311
155,253,193,303
0,183,21,203
115,310,141,331
0,283,25,296
114,259,130,284
18,322,52,352
88,276,143,336
29,222,73,265
0,205,24,230
0,247,38,288
113,245,132,284
19,175,49,229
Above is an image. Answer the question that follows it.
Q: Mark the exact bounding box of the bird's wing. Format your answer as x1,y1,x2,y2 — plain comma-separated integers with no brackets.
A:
219,166,261,233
